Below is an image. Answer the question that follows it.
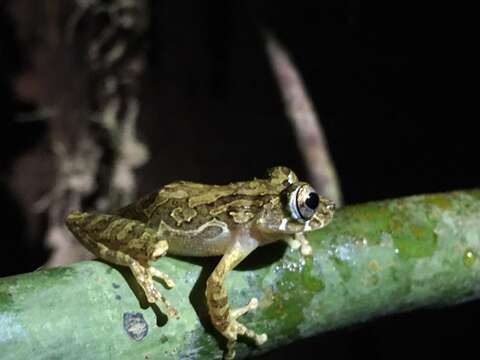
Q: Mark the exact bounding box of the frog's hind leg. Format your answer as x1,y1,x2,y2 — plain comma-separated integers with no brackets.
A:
206,241,267,360
66,211,176,316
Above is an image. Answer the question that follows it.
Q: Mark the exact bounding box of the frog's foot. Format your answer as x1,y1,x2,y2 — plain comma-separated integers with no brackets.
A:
286,233,312,256
91,242,177,316
129,260,177,317
222,298,267,360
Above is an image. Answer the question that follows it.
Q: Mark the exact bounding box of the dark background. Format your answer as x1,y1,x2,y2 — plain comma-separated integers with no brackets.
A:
0,1,475,359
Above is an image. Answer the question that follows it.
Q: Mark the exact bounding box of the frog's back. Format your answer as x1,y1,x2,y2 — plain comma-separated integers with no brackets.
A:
114,182,213,229
114,179,282,256
117,180,277,228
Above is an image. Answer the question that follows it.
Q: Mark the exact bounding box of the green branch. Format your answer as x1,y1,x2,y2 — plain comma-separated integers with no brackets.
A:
2,190,480,359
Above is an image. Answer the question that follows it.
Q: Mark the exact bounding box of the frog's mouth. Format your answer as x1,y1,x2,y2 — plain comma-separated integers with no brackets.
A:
261,217,306,235
306,203,335,229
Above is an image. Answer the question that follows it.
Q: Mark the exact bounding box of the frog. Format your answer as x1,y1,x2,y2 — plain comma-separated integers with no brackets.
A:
66,166,335,359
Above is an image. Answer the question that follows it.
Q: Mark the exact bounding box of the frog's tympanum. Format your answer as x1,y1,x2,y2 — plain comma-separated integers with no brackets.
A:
66,166,335,359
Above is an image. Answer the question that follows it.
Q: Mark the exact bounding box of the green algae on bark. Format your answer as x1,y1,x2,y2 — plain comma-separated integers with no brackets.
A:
1,190,480,359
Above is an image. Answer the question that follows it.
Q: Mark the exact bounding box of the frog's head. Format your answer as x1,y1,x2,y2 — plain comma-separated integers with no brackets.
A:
253,167,335,240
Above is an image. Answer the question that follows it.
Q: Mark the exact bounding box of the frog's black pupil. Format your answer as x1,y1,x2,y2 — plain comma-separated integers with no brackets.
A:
305,192,319,210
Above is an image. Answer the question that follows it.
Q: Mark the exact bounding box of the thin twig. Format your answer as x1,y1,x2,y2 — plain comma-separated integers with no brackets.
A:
264,31,342,205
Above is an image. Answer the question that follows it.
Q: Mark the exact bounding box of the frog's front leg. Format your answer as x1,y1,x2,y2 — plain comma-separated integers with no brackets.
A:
66,212,176,316
206,239,267,360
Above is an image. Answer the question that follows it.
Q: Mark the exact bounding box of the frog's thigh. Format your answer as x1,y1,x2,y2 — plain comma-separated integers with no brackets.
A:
206,242,267,360
67,211,166,258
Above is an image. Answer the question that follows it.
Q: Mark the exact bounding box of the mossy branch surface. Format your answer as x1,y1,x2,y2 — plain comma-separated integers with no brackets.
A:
2,190,480,359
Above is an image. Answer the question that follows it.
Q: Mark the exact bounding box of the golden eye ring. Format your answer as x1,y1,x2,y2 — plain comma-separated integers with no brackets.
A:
288,184,320,222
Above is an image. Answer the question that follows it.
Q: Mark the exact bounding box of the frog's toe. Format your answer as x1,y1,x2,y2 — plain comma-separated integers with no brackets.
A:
300,243,313,256
145,286,177,316
144,284,161,303
161,297,178,317
231,297,258,319
286,238,302,250
223,319,267,359
236,322,267,346
256,333,268,345
225,341,236,360
149,266,176,288
146,293,158,303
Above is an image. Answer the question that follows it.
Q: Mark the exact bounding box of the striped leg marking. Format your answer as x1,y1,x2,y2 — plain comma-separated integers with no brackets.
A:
206,243,267,360
66,212,177,317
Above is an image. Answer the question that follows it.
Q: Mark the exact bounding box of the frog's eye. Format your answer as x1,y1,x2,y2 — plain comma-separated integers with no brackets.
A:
288,184,320,221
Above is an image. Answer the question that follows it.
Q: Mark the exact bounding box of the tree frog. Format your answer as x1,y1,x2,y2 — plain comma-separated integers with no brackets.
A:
66,166,335,359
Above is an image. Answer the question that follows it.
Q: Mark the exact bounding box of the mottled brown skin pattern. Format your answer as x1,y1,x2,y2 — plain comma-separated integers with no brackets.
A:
66,166,335,359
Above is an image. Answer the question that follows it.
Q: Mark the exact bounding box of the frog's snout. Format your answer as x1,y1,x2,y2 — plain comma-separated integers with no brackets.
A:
319,197,335,213
326,200,336,212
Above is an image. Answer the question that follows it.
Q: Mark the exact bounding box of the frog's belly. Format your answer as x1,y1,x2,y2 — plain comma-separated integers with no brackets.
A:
158,221,232,257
